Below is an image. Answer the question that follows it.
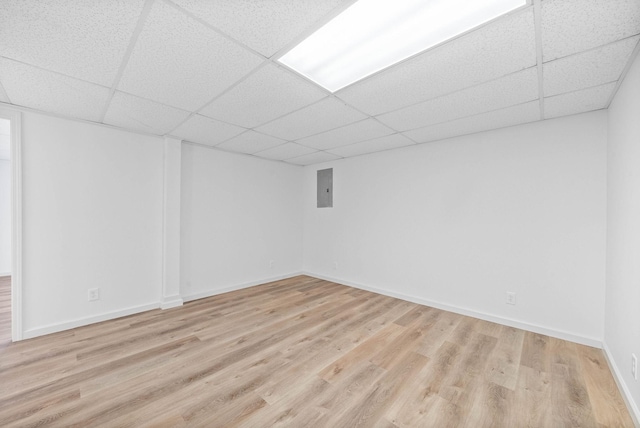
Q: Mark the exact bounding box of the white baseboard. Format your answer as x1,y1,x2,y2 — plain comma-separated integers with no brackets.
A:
160,295,184,310
303,271,602,348
20,272,304,340
603,342,640,427
22,302,160,340
182,271,304,302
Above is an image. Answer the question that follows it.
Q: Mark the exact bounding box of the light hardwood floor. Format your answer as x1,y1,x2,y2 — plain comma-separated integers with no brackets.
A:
0,276,10,346
0,275,633,427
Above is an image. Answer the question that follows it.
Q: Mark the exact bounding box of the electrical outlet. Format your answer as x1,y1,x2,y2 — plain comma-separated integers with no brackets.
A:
269,260,274,269
88,288,100,302
506,291,516,305
632,354,637,380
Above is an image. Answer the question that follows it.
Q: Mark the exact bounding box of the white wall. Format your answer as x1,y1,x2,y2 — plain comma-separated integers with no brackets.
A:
304,111,608,344
0,159,10,275
22,112,164,336
180,144,303,299
15,110,304,338
606,50,640,420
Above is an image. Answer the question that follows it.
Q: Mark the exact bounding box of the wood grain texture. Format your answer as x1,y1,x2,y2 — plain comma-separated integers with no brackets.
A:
0,276,10,346
0,275,634,427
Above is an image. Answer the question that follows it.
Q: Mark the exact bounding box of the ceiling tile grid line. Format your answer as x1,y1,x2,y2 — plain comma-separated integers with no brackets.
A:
0,0,147,87
215,130,287,155
169,114,248,147
403,101,541,144
544,82,616,119
332,65,540,124
265,0,359,60
542,33,640,65
1,0,639,164
164,0,351,100
335,6,537,116
327,134,417,158
0,56,112,123
163,0,269,60
0,2,536,134
374,67,540,132
541,0,640,62
207,93,333,141
196,62,328,129
181,138,301,166
605,37,640,108
0,55,115,91
315,69,544,147
0,78,11,105
195,77,409,150
103,91,192,135
116,0,265,111
251,142,317,161
543,35,640,97
104,87,223,124
285,150,342,166
533,0,545,119
403,98,543,142
173,118,256,150
98,0,156,123
324,3,536,97
211,128,292,151
254,96,367,141
296,118,396,150
545,79,621,99
162,61,273,136
168,0,356,58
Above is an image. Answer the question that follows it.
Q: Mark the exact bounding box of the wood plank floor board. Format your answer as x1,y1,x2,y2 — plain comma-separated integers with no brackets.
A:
386,340,461,427
578,345,634,427
0,275,634,427
484,325,525,391
327,351,430,427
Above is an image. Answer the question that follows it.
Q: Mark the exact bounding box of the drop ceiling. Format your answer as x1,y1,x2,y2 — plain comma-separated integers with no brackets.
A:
0,0,638,165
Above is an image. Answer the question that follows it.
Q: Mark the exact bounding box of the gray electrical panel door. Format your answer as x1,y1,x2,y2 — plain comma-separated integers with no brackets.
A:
317,168,333,208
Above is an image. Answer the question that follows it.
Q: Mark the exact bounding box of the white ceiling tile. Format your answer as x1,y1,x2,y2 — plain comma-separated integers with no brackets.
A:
543,36,639,97
337,8,537,116
544,82,616,119
377,68,539,131
255,97,367,141
327,134,415,158
118,0,263,111
0,83,10,103
169,0,349,57
0,57,110,122
404,101,540,144
286,151,341,166
542,0,640,62
170,114,246,146
103,91,191,135
216,130,286,154
0,0,145,86
297,119,395,150
253,143,316,161
199,64,326,128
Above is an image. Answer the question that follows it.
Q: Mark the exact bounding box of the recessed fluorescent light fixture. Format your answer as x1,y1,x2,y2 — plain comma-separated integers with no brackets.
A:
278,0,528,92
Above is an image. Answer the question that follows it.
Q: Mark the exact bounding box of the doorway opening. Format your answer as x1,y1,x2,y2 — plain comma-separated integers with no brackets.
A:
0,117,11,345
0,108,21,343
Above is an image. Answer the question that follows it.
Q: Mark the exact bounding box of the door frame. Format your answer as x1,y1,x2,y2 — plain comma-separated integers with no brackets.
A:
0,107,22,341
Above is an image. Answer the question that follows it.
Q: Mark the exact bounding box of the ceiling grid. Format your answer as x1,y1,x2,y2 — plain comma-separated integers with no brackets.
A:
0,0,638,164
533,0,545,119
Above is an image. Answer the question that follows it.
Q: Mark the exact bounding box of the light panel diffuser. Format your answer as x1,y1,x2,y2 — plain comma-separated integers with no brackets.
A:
278,0,528,92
